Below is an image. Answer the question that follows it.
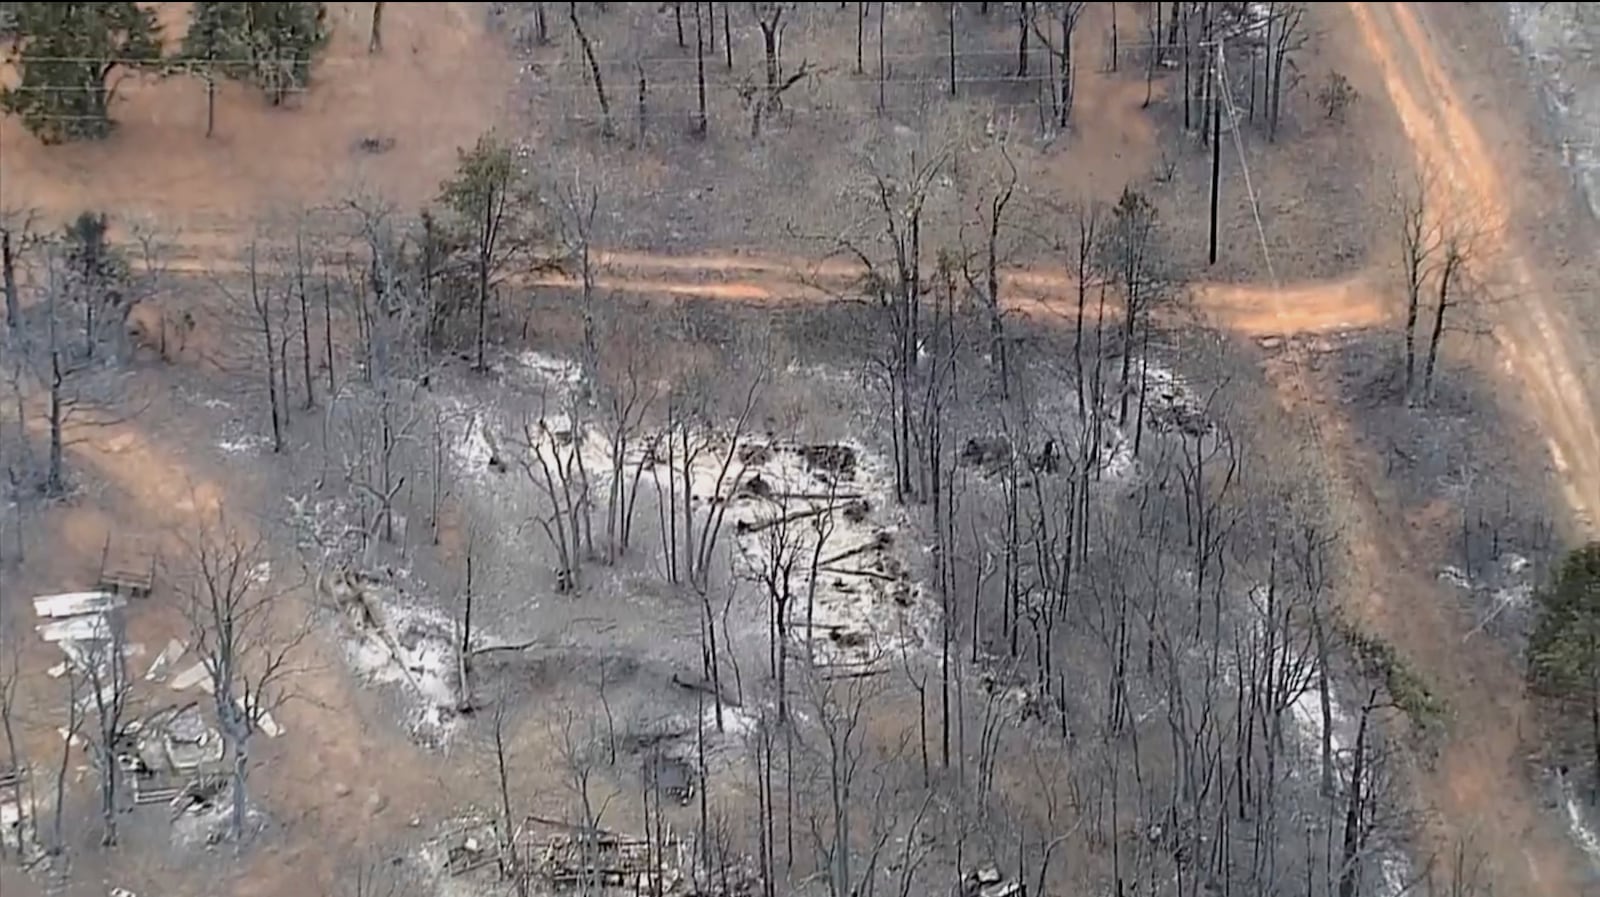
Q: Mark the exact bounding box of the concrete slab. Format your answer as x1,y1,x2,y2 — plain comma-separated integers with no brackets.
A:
32,591,123,618
37,615,110,643
170,662,211,692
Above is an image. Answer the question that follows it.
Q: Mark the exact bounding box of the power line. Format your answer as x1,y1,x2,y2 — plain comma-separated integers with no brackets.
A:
1,71,1078,94
2,37,1186,70
1212,41,1328,453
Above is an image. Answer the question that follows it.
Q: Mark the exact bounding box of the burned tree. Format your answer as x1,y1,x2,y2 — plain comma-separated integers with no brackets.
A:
1394,174,1441,402
569,3,615,137
181,516,305,843
835,143,951,503
516,398,595,593
741,2,814,138
78,613,135,846
593,310,660,562
1419,228,1472,405
333,375,427,552
437,134,543,372
1030,2,1086,130
1262,2,1306,141
1099,185,1163,428
962,146,1020,400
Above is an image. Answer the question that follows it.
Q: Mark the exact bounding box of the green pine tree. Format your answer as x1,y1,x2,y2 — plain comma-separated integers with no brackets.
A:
183,2,328,105
0,3,162,143
1529,543,1600,796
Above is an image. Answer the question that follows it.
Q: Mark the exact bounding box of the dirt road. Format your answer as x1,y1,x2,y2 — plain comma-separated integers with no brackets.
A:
1349,2,1600,538
1345,2,1599,893
138,242,1387,338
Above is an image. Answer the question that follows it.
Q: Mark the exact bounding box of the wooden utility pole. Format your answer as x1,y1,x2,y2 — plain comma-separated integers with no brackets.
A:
1208,42,1223,266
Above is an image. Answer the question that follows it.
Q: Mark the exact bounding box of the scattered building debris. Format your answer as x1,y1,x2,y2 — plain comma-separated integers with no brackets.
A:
144,638,188,682
643,754,697,806
433,817,502,877
32,591,125,619
961,865,1022,897
97,533,157,598
170,662,212,693
37,615,111,644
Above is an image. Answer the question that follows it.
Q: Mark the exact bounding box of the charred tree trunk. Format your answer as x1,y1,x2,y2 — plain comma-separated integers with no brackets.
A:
570,3,615,137
1,228,17,331
695,3,709,135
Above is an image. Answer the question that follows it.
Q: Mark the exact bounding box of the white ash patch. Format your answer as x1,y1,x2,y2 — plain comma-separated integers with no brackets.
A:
1438,565,1472,590
717,440,932,668
548,425,934,668
217,434,270,455
1098,427,1137,484
511,350,584,389
1555,768,1600,868
170,795,268,850
1140,362,1213,438
333,576,464,748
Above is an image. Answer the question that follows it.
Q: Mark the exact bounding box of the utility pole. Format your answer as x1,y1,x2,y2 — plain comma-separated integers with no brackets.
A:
1208,41,1223,266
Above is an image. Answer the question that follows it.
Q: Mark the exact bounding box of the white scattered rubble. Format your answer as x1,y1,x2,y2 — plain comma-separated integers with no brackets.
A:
145,638,189,682
170,662,212,693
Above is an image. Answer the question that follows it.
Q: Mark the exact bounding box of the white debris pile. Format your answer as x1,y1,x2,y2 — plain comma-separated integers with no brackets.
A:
714,440,931,668
326,569,463,746
1140,363,1213,438
513,350,584,388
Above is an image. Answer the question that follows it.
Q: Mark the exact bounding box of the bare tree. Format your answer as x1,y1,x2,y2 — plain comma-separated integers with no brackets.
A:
802,671,900,897
554,705,621,893
78,613,135,846
48,662,84,858
569,3,615,138
962,146,1020,400
181,515,306,843
334,375,427,553
1419,229,1471,405
593,310,659,562
0,632,31,859
834,142,951,502
516,397,594,593
1264,2,1306,141
1030,2,1087,130
1395,173,1441,402
741,2,814,137
490,698,527,894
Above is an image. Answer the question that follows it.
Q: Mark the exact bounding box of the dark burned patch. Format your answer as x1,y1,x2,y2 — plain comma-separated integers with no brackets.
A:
739,443,774,466
828,628,868,648
960,436,1013,470
795,444,857,478
959,436,1064,475
842,498,870,523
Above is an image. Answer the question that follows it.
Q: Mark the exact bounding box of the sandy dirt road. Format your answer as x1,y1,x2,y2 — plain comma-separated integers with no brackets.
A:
1344,3,1599,894
136,243,1387,338
1348,3,1600,539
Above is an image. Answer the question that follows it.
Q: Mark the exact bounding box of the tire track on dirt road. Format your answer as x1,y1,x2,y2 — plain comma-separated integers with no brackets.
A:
1347,3,1596,894
1350,2,1600,537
